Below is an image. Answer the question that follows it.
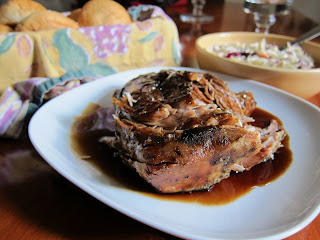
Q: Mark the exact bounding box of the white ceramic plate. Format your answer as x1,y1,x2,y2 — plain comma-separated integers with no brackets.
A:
29,67,320,240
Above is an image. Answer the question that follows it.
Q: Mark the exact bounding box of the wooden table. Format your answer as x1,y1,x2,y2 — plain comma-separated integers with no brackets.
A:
0,1,319,240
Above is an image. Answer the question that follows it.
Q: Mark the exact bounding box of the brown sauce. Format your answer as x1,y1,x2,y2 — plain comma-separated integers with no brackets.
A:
70,108,292,205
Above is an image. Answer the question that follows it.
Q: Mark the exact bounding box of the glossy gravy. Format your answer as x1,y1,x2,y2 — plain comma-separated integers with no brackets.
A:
70,108,292,205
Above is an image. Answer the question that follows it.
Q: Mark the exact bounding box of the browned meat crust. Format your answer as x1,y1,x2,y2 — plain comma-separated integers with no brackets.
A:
101,70,286,193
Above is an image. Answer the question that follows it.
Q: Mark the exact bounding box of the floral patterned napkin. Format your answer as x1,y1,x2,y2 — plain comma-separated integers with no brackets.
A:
0,5,181,139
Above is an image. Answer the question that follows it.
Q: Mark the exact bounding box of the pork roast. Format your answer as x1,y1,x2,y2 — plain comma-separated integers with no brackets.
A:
101,70,286,193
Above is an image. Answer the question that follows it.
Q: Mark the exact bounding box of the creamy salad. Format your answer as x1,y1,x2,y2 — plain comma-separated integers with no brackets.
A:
208,38,315,70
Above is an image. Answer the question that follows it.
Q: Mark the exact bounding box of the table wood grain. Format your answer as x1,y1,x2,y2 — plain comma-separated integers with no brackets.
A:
0,1,319,240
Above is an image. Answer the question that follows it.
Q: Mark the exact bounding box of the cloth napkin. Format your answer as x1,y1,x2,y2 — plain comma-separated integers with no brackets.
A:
0,5,181,139
0,70,99,138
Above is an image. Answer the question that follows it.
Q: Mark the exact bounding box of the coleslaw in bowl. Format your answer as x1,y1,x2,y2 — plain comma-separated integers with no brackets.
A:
196,32,320,99
209,38,315,70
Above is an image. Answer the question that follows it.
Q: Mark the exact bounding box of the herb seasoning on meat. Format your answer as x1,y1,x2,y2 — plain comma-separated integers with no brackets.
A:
71,70,291,203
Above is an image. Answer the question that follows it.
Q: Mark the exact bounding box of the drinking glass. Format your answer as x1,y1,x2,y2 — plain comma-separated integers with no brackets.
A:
180,0,214,23
243,0,293,34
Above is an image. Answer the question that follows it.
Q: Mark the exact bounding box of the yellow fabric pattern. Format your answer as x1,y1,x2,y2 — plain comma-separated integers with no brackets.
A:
0,5,181,92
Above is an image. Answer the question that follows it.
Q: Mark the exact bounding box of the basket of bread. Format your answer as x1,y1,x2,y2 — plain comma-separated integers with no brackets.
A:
0,0,181,91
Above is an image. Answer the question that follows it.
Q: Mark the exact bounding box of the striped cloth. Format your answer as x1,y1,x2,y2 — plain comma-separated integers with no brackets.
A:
0,70,99,139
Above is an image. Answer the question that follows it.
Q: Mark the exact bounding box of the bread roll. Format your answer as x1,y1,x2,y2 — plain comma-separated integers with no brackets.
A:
0,24,14,33
0,0,46,26
16,10,79,32
78,0,132,27
67,8,82,22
